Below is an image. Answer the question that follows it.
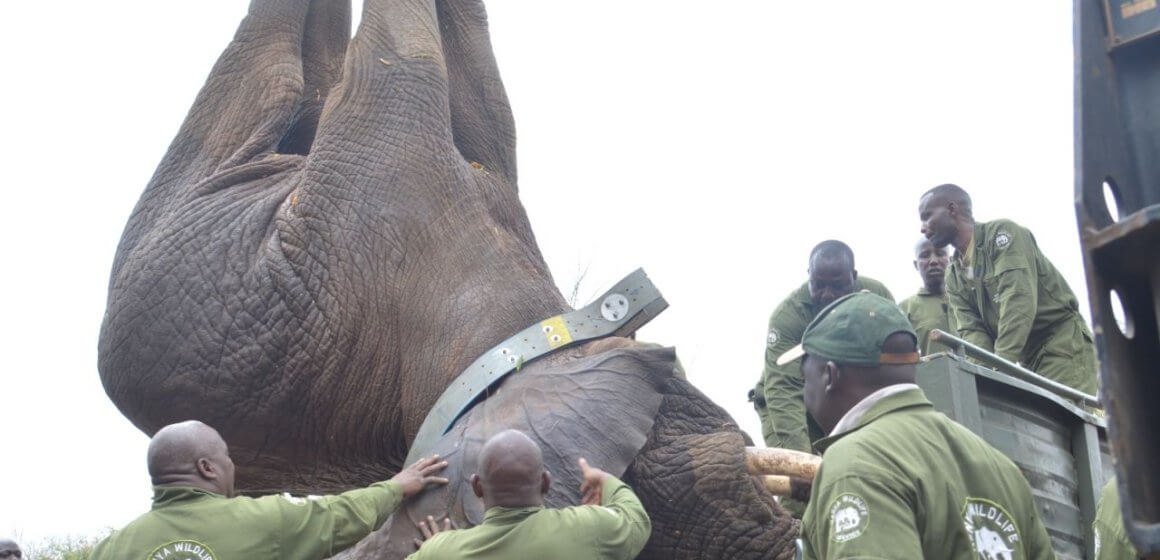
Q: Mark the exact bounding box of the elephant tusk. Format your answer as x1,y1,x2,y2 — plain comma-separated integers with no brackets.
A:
759,475,792,496
756,475,815,503
745,447,821,479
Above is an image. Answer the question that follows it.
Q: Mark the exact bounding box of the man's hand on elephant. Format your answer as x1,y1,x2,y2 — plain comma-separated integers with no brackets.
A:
392,455,450,498
578,457,611,506
413,515,456,549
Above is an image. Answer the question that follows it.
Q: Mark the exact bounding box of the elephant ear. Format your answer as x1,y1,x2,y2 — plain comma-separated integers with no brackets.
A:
339,343,677,559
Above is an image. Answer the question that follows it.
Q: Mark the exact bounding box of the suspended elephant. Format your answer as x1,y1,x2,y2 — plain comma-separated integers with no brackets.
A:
98,0,800,557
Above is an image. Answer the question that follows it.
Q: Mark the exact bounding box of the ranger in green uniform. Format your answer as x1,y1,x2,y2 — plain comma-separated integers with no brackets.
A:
90,420,449,560
898,237,953,356
410,430,650,559
780,292,1054,559
919,183,1098,394
757,240,893,454
1094,477,1141,559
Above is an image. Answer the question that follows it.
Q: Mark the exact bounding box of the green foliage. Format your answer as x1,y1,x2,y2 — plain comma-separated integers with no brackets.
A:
21,533,107,560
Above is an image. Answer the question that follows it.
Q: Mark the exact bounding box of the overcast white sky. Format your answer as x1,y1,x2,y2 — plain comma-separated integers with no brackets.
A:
1,0,1086,544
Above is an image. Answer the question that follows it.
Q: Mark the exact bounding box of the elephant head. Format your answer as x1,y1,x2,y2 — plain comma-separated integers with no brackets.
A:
98,0,798,557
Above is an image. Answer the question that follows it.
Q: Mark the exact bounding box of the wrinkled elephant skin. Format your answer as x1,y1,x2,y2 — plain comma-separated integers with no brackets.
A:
98,1,797,558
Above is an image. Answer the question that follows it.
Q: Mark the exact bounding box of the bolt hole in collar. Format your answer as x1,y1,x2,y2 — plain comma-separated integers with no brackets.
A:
403,268,668,465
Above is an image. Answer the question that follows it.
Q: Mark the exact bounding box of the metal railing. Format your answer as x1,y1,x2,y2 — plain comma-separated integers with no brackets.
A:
927,329,1101,409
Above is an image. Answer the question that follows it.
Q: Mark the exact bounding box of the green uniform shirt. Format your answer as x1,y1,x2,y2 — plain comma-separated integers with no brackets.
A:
409,476,650,560
899,288,953,356
1094,477,1140,559
759,277,894,452
946,219,1098,394
90,482,404,560
802,386,1053,560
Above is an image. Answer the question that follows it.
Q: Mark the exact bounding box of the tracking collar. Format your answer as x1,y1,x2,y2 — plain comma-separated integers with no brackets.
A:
404,268,667,466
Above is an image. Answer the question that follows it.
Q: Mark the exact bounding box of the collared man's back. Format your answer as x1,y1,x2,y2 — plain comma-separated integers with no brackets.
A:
803,388,1054,560
782,292,1054,560
90,420,448,560
91,483,404,560
410,475,650,560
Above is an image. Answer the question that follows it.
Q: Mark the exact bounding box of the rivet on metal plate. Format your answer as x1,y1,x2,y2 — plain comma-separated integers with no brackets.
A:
601,294,630,322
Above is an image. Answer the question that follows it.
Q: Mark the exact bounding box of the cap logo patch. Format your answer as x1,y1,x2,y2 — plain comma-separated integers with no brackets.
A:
829,493,869,543
995,231,1011,249
963,498,1022,559
767,330,779,346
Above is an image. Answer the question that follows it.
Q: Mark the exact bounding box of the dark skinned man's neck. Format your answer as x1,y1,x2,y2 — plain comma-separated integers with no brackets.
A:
951,219,975,256
152,475,223,495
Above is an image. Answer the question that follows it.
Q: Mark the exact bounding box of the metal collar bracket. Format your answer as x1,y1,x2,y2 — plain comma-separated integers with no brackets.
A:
404,268,668,465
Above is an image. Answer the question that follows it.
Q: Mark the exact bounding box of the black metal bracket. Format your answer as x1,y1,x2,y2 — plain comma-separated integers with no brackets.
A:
1076,0,1160,553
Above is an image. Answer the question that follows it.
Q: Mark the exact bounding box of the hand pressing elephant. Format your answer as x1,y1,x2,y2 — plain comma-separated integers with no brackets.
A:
98,1,799,557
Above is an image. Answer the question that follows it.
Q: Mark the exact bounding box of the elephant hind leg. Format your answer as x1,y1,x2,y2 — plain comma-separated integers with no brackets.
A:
277,0,353,156
145,0,353,201
437,0,518,185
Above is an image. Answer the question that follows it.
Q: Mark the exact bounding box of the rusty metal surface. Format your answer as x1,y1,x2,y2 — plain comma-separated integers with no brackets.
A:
1075,0,1160,553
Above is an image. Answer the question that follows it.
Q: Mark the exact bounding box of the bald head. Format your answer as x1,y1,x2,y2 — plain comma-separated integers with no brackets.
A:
808,240,858,307
471,430,551,508
0,539,21,560
919,183,975,251
808,240,855,270
922,183,973,216
147,420,235,496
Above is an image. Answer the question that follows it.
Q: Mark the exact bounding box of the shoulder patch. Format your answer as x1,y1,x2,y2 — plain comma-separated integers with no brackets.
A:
146,540,218,560
962,497,1022,559
994,231,1011,250
828,493,869,543
767,329,779,346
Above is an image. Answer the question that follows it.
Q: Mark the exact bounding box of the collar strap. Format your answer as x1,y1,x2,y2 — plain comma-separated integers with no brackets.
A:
404,268,668,466
879,352,921,365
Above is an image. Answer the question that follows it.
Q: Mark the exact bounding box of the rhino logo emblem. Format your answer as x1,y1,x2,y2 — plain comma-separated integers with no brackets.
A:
828,493,869,543
963,498,1021,559
994,231,1011,250
972,527,1014,560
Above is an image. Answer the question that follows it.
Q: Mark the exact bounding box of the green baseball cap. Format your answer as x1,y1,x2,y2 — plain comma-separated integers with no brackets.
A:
776,291,919,367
